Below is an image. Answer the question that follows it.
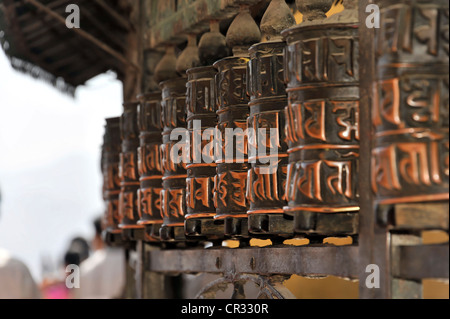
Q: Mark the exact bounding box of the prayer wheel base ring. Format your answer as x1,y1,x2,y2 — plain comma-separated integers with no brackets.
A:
103,231,125,247
224,217,249,238
248,213,294,238
121,228,145,241
185,217,225,240
160,225,186,242
144,224,162,242
293,211,359,236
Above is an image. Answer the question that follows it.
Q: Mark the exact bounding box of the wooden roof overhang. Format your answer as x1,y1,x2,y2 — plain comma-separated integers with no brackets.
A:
0,0,136,95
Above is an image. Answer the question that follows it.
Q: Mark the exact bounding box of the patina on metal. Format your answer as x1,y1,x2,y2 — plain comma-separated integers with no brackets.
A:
371,0,449,208
198,20,231,66
360,0,449,299
159,77,189,242
101,117,124,246
246,0,295,238
282,0,360,238
158,34,203,242
176,33,201,76
137,92,164,241
154,45,179,84
213,4,261,238
184,20,231,241
184,66,225,240
119,101,145,240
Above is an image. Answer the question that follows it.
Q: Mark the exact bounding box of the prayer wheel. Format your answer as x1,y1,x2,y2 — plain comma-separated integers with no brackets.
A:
282,0,360,238
371,0,449,214
119,101,145,240
246,0,295,238
137,92,164,241
184,66,224,239
101,117,123,246
159,77,189,242
213,4,261,238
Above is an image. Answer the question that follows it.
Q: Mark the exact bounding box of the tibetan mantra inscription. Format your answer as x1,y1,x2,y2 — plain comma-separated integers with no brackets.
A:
102,117,122,239
372,0,449,205
246,40,291,236
282,16,360,235
118,102,144,234
137,92,163,240
214,56,250,237
159,77,188,241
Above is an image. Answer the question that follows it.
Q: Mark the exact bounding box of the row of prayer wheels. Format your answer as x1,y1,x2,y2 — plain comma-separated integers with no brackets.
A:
101,0,449,245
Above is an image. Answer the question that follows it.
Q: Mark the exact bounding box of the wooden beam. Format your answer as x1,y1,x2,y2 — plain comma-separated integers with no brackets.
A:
81,6,126,52
93,0,133,31
17,0,73,22
23,0,139,71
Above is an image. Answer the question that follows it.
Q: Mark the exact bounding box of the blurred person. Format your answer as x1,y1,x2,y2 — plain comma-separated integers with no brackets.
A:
78,217,125,299
40,236,90,299
67,237,90,265
0,187,41,299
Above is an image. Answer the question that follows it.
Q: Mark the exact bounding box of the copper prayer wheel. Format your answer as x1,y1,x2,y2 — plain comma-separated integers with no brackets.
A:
371,0,449,207
159,77,189,242
101,117,123,246
118,101,145,240
137,92,163,241
213,56,251,238
246,41,292,238
184,66,224,239
282,1,360,237
245,0,295,238
212,4,261,238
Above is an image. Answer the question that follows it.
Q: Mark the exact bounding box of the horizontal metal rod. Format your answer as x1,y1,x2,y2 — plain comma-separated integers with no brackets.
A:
147,245,359,279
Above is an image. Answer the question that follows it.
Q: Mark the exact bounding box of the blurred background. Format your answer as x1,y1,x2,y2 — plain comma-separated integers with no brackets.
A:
0,48,122,283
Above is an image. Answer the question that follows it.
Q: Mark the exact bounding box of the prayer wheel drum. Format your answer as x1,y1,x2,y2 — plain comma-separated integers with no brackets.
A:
371,0,449,215
137,92,164,241
213,56,251,238
282,2,360,238
102,117,123,246
159,77,189,242
246,40,292,238
119,101,145,240
184,66,224,239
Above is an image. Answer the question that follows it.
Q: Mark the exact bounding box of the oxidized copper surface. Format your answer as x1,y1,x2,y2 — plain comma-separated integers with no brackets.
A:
185,67,217,216
282,5,360,236
118,102,144,236
102,117,122,242
213,56,251,237
137,92,163,240
371,0,449,205
246,40,292,237
159,77,188,241
184,66,223,238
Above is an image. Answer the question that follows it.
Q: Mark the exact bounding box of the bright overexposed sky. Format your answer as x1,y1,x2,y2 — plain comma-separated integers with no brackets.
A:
0,49,123,282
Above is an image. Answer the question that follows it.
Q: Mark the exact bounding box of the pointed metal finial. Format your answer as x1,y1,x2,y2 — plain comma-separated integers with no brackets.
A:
260,0,296,42
226,5,261,57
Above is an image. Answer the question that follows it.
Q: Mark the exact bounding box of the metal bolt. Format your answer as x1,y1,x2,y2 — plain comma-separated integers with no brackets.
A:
250,257,256,270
